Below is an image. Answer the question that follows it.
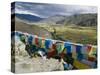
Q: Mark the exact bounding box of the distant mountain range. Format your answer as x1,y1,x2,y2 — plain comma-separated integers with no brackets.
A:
64,14,97,26
12,13,97,26
13,13,44,22
38,15,67,24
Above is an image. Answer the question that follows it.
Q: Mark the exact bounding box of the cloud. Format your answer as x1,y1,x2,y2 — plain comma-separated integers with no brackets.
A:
12,2,97,18
15,8,44,17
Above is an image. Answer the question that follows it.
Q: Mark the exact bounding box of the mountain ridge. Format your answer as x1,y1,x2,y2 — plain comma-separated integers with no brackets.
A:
12,13,44,22
12,13,97,26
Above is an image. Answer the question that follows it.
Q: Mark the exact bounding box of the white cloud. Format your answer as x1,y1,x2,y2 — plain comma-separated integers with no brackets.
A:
15,9,45,18
59,5,97,14
12,2,97,18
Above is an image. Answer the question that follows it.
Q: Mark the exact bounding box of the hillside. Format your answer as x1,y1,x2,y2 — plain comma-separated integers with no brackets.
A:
12,13,44,22
64,14,97,26
36,13,97,27
14,20,52,39
12,13,97,27
38,15,67,25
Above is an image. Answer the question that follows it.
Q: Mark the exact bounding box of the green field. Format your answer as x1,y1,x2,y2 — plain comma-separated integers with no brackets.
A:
38,24,97,45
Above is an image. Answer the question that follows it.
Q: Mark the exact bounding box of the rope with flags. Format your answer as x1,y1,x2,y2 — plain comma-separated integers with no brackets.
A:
11,31,97,69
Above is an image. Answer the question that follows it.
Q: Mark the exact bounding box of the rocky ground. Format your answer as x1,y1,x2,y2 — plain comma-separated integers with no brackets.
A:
11,38,64,73
15,56,64,73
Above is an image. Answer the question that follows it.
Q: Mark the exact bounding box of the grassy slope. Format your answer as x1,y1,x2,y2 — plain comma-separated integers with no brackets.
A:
38,24,97,45
15,21,52,39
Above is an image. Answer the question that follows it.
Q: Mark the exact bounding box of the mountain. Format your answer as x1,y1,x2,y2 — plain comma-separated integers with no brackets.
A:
12,13,97,26
64,13,97,26
38,13,97,26
12,21,52,39
11,14,52,38
38,15,67,25
13,13,44,22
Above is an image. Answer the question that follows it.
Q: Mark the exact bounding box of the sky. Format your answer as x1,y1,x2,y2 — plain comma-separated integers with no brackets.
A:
11,2,97,18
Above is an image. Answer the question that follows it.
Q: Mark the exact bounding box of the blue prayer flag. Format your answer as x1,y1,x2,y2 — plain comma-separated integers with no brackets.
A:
76,45,83,60
45,39,52,49
76,45,82,54
28,35,33,45
15,32,22,37
64,42,72,54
